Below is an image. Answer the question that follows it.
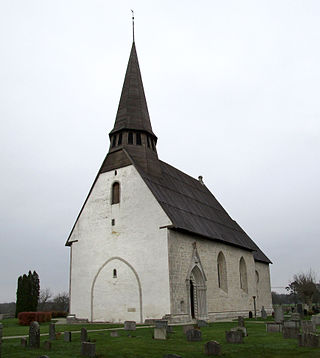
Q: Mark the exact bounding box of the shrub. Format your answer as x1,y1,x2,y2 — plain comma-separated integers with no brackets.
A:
18,311,52,325
51,311,68,318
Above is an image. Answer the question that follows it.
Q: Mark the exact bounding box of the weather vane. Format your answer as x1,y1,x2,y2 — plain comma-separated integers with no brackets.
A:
131,9,135,42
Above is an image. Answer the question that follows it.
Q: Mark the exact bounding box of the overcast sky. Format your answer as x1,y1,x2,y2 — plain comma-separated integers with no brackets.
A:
1,1,319,303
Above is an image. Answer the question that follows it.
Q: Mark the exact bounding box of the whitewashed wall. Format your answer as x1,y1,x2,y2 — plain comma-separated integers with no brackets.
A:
68,164,172,322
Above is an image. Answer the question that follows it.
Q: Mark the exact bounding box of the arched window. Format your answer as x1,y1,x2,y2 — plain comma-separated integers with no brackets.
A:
111,182,120,204
113,269,117,278
217,252,228,292
239,257,248,293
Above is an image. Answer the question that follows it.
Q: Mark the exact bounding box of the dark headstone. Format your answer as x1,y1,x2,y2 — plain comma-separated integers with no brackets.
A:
166,325,174,333
284,320,300,329
49,323,56,340
44,340,52,350
248,311,253,319
29,321,40,348
64,331,72,342
81,327,88,342
163,355,182,358
21,337,28,347
186,329,202,342
297,303,303,318
197,320,209,327
183,325,194,334
81,342,96,357
225,330,243,344
238,316,245,327
154,327,167,340
110,330,119,337
298,333,320,347
301,321,316,333
311,314,320,326
204,340,221,356
124,321,136,331
266,322,282,333
155,320,168,329
282,326,299,339
261,306,267,319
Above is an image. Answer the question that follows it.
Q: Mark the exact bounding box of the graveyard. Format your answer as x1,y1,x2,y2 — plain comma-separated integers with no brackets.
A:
1,312,320,358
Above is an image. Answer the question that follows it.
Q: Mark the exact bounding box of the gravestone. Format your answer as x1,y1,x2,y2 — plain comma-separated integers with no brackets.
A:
266,322,282,333
124,321,136,331
311,314,320,326
290,312,301,322
110,330,119,337
301,321,316,333
154,327,167,340
225,330,243,343
230,326,247,337
274,306,284,323
186,329,202,342
297,303,303,318
197,320,209,327
29,321,40,348
155,320,168,329
282,326,299,339
261,306,267,319
81,342,96,357
298,333,320,347
21,337,28,347
204,341,221,356
183,325,194,334
284,320,300,329
49,323,56,340
238,316,245,327
0,323,2,342
167,325,173,333
81,327,88,342
64,331,72,342
44,340,52,350
163,355,182,358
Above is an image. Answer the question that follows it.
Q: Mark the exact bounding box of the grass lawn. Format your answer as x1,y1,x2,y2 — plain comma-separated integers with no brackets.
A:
1,319,320,358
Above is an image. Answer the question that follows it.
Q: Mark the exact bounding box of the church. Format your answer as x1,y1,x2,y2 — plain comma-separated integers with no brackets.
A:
65,40,272,323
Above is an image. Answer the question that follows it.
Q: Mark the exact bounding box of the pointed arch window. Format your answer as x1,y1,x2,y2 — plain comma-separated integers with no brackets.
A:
239,257,248,293
217,252,228,292
111,182,120,204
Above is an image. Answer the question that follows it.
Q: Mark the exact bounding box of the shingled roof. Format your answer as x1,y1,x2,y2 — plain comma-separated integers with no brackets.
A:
125,148,271,264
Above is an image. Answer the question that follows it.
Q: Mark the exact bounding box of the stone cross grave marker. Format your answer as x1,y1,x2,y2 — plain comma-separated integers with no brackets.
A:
261,306,267,319
204,340,221,356
49,323,56,340
81,342,96,357
81,327,88,342
29,321,40,348
124,321,136,331
238,316,245,327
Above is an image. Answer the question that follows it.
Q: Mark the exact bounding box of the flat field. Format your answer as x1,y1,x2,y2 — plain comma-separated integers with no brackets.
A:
1,319,320,358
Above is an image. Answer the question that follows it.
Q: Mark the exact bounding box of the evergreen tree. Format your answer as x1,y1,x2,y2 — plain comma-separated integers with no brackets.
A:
15,270,40,315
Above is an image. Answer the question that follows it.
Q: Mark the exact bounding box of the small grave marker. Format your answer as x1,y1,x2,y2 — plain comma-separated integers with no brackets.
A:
81,342,96,357
110,330,119,337
204,340,221,356
238,316,245,327
282,326,299,339
49,323,56,340
81,327,88,342
261,306,267,319
64,331,72,342
29,321,40,348
154,327,167,340
298,332,320,347
124,321,136,331
44,340,52,350
186,329,202,342
225,330,243,344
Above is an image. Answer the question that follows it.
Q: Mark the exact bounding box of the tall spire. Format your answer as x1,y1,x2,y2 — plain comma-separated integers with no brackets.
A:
109,42,156,138
101,41,161,177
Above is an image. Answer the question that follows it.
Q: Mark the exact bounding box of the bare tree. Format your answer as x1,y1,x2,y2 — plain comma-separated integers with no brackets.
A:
286,270,318,309
38,288,52,311
52,292,69,312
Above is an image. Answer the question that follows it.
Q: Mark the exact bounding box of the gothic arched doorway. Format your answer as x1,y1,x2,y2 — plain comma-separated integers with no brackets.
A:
188,265,207,320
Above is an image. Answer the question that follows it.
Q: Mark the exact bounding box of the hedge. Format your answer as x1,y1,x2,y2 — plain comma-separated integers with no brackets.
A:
18,311,52,325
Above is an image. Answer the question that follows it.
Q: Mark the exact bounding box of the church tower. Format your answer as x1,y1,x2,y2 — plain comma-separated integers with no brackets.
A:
100,42,161,177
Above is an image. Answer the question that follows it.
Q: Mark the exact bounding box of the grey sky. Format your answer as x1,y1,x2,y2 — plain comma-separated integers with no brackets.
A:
0,1,319,302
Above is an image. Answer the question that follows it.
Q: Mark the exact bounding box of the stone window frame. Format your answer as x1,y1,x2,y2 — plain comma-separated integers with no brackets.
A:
217,251,228,292
111,181,120,205
239,257,248,293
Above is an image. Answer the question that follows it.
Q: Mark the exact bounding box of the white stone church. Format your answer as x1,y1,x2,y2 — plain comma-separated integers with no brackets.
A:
66,41,272,323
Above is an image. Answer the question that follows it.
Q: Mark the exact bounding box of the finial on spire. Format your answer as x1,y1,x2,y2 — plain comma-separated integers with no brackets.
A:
131,9,135,43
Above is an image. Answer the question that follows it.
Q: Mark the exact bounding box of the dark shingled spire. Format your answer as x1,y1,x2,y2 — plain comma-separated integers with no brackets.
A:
109,42,156,138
